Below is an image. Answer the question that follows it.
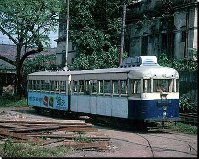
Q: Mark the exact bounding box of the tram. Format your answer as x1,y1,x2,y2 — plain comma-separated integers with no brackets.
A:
27,56,179,122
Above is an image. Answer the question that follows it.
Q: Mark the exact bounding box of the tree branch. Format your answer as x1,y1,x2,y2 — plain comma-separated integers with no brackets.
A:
0,25,18,44
0,55,16,66
19,42,44,69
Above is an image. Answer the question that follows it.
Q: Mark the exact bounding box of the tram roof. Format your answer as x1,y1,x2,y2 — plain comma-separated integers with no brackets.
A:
28,65,179,79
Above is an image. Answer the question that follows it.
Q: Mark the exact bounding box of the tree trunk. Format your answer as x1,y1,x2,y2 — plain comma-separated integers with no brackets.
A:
16,44,24,99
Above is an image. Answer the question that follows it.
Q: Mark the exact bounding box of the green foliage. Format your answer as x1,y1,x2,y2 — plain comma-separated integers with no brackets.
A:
158,52,198,71
179,95,197,113
166,122,197,134
0,0,62,97
23,54,56,76
73,132,92,143
69,46,127,70
68,0,132,69
0,97,27,107
0,0,61,47
0,138,71,157
158,53,197,113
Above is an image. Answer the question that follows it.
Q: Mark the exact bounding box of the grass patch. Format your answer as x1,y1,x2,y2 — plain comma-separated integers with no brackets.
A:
73,132,92,143
166,122,197,134
0,96,27,107
0,138,71,157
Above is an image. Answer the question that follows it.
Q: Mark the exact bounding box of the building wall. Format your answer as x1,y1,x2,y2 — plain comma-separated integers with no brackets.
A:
55,40,77,67
127,0,198,60
174,6,198,59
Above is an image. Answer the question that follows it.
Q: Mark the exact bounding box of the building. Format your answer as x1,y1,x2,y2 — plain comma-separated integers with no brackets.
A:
55,7,77,68
126,0,198,60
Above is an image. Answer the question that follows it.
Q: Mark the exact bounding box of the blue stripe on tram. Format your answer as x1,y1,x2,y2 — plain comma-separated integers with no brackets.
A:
128,99,179,121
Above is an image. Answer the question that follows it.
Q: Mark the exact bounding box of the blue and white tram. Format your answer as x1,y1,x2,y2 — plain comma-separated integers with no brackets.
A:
27,56,179,122
27,71,71,111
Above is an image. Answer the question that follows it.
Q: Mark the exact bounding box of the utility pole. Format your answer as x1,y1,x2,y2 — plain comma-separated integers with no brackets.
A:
119,3,126,66
64,0,69,71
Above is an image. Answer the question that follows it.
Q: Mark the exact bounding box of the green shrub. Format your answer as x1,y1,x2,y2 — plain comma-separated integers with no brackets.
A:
0,97,27,107
73,132,92,143
167,122,197,134
179,95,197,113
0,138,71,157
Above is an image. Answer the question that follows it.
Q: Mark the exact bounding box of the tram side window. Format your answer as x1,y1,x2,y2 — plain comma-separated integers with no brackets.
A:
60,81,66,92
33,80,37,90
143,79,151,93
41,80,44,90
84,80,90,95
98,80,103,95
91,80,97,95
28,80,32,90
104,80,112,94
41,80,50,91
73,81,78,94
45,80,50,91
50,81,55,91
112,80,119,95
120,80,127,95
55,81,59,91
153,79,172,92
79,80,84,94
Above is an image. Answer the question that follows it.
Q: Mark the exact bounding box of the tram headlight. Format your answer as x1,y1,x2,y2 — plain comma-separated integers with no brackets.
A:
163,111,167,118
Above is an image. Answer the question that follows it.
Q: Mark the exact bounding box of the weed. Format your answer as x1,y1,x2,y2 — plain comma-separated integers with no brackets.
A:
166,122,197,134
0,138,71,157
0,97,27,107
73,132,92,143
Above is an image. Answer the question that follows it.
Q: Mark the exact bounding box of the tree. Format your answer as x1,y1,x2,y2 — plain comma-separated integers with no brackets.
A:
0,0,61,98
67,0,135,70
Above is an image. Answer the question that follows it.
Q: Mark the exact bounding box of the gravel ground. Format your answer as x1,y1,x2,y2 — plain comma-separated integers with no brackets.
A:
0,107,197,158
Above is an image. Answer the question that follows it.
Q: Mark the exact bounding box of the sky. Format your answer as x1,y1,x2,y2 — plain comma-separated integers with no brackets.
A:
0,31,58,48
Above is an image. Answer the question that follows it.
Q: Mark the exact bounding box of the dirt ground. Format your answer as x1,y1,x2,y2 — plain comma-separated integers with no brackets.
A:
0,107,197,158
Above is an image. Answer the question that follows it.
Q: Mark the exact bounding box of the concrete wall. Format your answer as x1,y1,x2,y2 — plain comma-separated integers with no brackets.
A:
127,0,198,60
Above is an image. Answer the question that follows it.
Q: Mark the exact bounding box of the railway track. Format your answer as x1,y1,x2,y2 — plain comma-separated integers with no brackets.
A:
179,113,197,126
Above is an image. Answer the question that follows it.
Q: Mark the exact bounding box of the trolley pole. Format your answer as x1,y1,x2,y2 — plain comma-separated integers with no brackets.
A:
119,3,126,66
64,0,69,71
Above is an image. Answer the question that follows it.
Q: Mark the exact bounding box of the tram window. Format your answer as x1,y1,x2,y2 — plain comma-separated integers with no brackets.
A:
91,80,97,95
98,80,103,94
169,79,174,92
60,81,66,92
153,79,172,92
41,80,50,91
130,80,141,94
120,80,127,95
73,81,78,93
50,81,54,91
79,80,84,94
55,81,59,91
33,80,37,90
143,79,151,93
38,80,41,90
112,80,119,95
41,80,44,90
104,80,112,94
45,80,50,91
85,80,90,95
28,80,32,90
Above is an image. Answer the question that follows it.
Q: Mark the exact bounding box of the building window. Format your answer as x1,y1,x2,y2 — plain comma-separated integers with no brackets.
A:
161,33,167,51
181,30,186,42
141,36,148,56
